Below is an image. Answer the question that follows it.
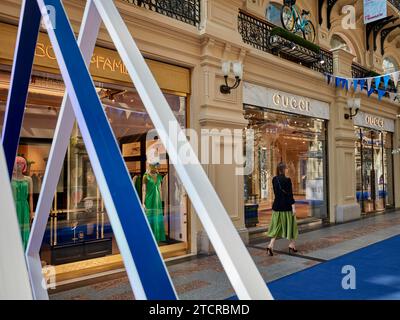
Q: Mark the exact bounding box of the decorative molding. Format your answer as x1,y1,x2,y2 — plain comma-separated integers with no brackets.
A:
366,15,398,51
222,42,233,60
238,47,248,62
381,24,400,55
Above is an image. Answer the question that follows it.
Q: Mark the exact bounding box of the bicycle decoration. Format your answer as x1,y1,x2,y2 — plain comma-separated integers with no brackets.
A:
325,70,399,101
281,0,316,43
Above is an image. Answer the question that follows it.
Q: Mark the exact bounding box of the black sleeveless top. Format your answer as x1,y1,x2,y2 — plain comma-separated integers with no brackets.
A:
272,175,295,212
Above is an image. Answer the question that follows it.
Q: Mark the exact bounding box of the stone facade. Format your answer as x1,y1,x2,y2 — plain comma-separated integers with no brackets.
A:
0,0,399,256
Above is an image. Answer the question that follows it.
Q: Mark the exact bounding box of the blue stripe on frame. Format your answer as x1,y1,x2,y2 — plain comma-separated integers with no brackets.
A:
39,0,176,299
1,0,41,178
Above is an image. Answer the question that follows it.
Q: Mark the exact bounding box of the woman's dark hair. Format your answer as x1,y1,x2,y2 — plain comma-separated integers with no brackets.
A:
277,162,286,176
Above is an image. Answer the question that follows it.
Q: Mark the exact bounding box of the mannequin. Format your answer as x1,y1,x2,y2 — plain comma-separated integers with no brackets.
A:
142,162,166,243
11,156,34,249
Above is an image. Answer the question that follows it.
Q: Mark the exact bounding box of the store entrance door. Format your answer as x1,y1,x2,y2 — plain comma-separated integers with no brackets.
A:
244,107,329,228
355,128,394,214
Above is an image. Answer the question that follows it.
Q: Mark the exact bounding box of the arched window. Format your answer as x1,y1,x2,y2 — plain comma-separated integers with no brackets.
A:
383,56,399,74
330,34,351,52
266,2,283,27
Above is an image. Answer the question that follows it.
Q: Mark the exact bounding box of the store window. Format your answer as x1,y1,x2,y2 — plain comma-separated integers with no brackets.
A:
266,2,283,27
383,56,399,74
244,106,328,227
0,67,190,268
355,127,395,213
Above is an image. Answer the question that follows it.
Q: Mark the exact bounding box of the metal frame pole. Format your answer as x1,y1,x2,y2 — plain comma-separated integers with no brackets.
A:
26,0,102,300
0,146,33,300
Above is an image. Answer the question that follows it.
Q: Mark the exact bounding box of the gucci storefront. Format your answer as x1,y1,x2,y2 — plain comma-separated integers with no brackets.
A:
354,112,396,214
243,82,329,227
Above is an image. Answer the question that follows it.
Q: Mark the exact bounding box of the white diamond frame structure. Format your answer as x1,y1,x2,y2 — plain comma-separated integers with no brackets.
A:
10,0,272,300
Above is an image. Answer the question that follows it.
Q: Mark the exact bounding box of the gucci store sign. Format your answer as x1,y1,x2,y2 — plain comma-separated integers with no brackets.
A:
354,111,395,132
243,82,330,120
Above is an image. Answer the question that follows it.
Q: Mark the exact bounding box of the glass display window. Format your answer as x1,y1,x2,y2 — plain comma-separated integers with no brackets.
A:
0,68,190,270
244,106,328,227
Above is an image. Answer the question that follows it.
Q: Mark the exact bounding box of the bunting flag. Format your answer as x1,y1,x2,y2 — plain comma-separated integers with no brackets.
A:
324,70,400,101
341,78,347,89
359,79,366,91
367,78,373,91
378,89,386,101
375,77,381,90
368,86,375,97
353,79,359,92
383,75,390,90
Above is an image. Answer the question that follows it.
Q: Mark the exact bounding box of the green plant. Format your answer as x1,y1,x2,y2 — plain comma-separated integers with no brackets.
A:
270,27,320,53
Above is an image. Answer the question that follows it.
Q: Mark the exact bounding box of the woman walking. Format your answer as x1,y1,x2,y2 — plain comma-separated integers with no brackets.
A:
266,162,298,256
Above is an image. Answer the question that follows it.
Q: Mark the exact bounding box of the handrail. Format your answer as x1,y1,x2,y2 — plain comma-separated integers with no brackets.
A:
123,0,201,27
238,10,333,75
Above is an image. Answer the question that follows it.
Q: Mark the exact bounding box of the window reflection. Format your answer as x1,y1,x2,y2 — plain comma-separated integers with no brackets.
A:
383,56,398,74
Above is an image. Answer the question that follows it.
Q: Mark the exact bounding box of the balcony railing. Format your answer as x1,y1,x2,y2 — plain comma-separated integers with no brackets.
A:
388,0,400,12
238,11,333,75
123,0,201,27
351,62,371,79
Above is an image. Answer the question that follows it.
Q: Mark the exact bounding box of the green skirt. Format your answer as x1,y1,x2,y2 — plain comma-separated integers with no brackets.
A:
267,211,298,240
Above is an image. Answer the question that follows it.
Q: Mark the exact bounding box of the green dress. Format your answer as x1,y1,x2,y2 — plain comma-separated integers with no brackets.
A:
267,211,298,241
144,173,166,243
11,179,31,250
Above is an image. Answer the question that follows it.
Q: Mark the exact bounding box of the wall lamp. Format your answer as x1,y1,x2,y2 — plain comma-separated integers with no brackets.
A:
220,61,243,94
345,97,361,120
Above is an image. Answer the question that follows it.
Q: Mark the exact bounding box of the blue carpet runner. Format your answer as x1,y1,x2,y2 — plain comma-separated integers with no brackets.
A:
230,235,400,300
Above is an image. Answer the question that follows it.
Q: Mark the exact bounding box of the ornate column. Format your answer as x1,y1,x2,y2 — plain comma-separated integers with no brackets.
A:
194,0,250,254
329,48,361,222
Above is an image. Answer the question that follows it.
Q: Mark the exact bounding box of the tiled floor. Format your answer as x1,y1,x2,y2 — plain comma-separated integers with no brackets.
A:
50,211,400,300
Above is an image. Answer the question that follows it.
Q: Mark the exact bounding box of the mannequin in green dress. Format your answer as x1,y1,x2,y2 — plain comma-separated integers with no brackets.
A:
142,163,166,243
12,156,34,250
